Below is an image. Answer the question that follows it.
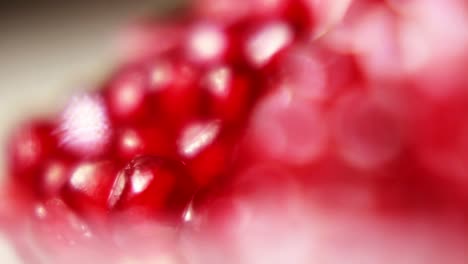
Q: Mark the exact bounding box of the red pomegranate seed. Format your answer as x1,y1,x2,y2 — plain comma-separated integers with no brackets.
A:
177,119,235,187
187,138,234,188
177,120,222,160
150,58,203,130
202,66,253,124
7,120,56,185
103,65,150,125
185,22,228,64
244,20,293,68
115,125,175,162
62,160,124,216
115,156,195,221
36,157,74,198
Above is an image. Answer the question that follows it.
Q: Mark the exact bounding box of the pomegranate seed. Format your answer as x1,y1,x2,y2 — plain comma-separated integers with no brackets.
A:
114,125,174,162
178,120,221,159
36,157,74,198
185,22,228,64
7,120,56,184
187,138,234,188
103,65,150,125
244,20,293,68
150,58,203,130
62,160,124,216
115,156,195,221
148,60,174,91
202,66,253,124
177,120,235,187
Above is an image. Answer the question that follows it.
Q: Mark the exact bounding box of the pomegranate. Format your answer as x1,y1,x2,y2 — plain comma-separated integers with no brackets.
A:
2,0,468,263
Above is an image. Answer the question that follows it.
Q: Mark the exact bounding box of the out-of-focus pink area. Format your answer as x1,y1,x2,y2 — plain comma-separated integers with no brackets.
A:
114,1,468,263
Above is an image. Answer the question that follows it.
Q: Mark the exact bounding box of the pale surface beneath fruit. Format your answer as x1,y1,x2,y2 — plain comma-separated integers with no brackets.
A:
0,1,176,263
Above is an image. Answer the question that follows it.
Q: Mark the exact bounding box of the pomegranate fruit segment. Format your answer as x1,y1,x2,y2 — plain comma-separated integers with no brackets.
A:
3,0,468,263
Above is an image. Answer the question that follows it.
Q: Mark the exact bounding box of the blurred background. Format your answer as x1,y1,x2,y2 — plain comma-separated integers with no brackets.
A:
0,1,179,262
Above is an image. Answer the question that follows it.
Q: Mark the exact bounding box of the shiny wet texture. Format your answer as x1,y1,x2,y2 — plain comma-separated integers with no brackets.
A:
3,0,468,263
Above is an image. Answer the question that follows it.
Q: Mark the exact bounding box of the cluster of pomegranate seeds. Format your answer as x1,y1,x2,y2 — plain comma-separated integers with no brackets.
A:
3,0,468,263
